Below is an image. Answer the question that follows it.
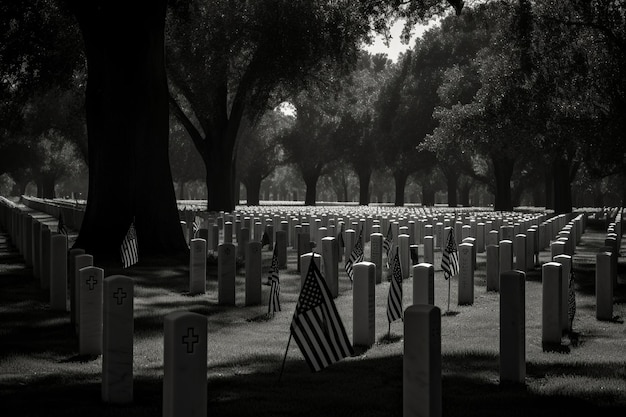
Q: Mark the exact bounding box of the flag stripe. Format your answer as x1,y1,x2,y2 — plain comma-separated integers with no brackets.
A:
387,250,403,323
441,228,459,279
268,244,281,315
120,222,138,268
290,261,353,372
345,231,364,281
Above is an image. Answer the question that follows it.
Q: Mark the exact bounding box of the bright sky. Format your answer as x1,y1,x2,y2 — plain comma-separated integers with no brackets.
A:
363,19,440,62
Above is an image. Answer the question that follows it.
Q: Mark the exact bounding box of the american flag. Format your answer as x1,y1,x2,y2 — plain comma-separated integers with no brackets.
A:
120,222,139,268
344,230,364,282
261,230,271,248
290,260,354,372
57,212,68,235
383,223,393,268
268,244,281,316
386,248,403,323
441,227,459,280
568,269,576,330
192,215,202,238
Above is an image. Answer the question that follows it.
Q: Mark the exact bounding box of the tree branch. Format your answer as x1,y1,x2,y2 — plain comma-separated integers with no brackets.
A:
168,93,206,159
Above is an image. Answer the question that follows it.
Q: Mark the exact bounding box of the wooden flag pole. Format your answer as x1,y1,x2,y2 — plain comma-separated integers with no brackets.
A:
278,333,293,383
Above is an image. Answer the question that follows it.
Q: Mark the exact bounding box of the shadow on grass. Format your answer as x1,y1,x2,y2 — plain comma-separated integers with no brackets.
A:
2,352,625,417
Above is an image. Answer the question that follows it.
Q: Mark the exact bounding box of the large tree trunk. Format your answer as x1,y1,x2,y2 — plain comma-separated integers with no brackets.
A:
492,155,514,211
303,173,318,206
552,157,573,214
446,173,458,208
72,0,187,260
544,168,554,209
459,182,471,207
206,138,236,212
39,176,56,199
393,171,408,207
358,169,371,205
244,176,262,206
422,184,436,206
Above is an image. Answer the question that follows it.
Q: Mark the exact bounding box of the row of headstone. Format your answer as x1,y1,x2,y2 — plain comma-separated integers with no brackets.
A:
185,207,550,261
0,200,138,405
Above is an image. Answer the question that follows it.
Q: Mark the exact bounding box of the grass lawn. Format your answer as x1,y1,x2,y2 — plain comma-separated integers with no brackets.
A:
0,221,625,417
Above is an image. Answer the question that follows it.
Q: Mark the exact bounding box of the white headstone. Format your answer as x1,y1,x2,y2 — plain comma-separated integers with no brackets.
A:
596,252,613,321
102,275,134,404
403,305,441,417
541,262,562,349
79,266,104,355
370,233,383,284
40,227,52,290
275,230,287,268
68,248,86,329
550,240,566,259
458,242,474,305
486,245,500,292
50,234,68,311
499,270,525,384
296,232,310,273
353,262,376,347
399,234,410,279
32,220,42,279
423,236,434,265
413,263,434,305
321,237,339,298
476,223,486,253
553,254,571,334
345,229,356,263
514,234,527,272
499,240,513,278
163,311,207,417
487,229,499,247
218,243,236,306
245,241,262,306
189,238,207,295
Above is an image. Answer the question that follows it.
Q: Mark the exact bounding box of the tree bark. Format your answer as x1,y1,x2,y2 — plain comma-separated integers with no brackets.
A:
459,182,471,207
492,155,514,211
357,169,371,205
422,185,436,206
72,0,187,260
244,176,262,206
303,174,319,206
393,171,408,207
544,168,554,209
446,173,458,208
39,176,56,199
552,157,573,214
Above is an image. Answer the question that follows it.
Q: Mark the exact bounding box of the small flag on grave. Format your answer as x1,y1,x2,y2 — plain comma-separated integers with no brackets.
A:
57,211,68,235
386,248,403,324
344,230,364,282
120,221,139,268
441,227,459,280
383,223,393,268
192,216,202,239
268,244,281,316
290,260,354,372
261,230,271,248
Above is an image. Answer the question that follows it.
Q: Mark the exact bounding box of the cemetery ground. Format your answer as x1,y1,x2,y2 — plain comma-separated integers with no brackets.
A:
1,217,625,416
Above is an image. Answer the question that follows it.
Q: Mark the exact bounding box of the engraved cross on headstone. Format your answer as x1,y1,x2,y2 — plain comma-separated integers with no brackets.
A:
182,327,199,353
86,275,97,290
113,288,127,305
